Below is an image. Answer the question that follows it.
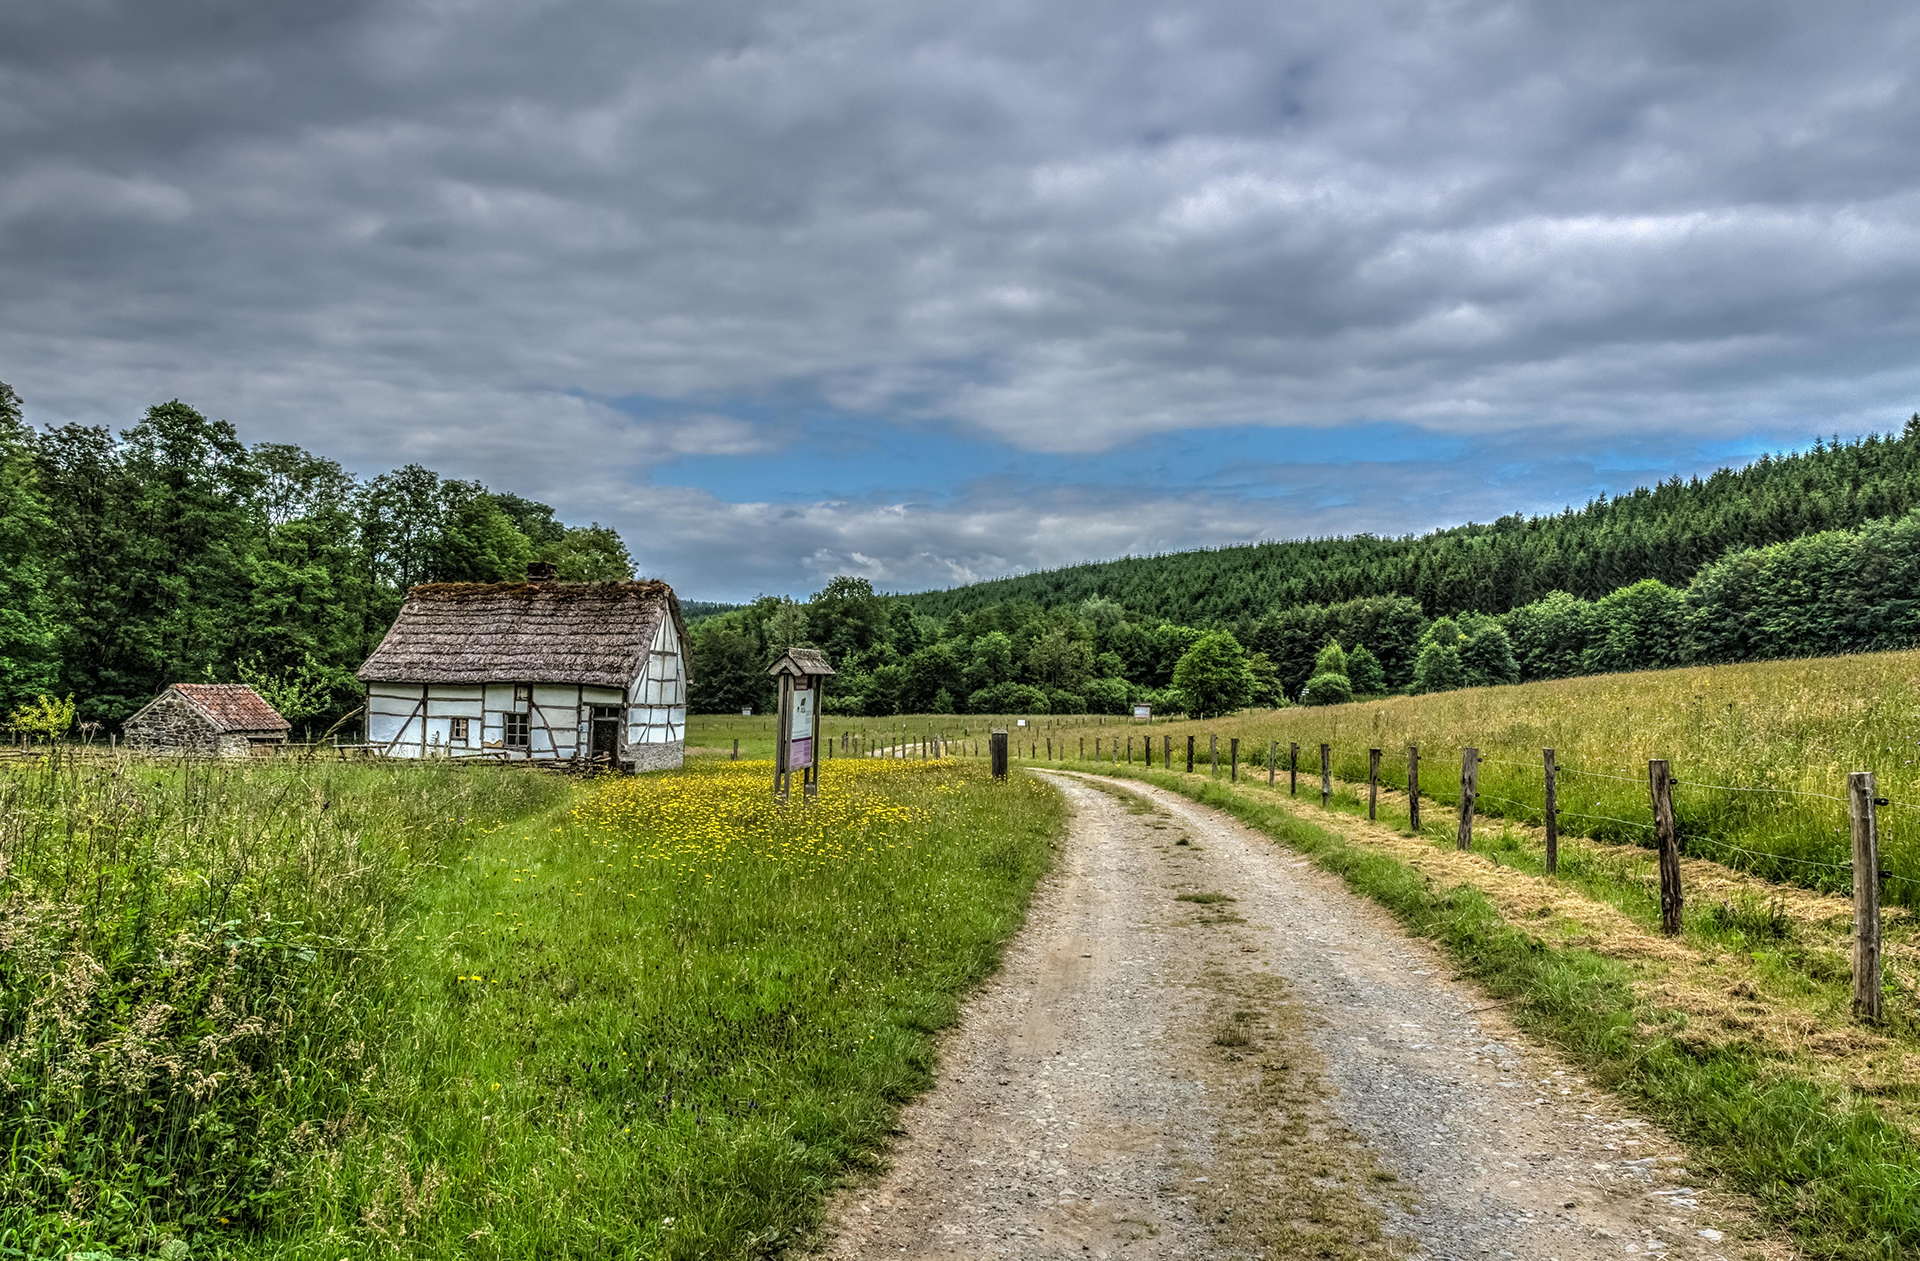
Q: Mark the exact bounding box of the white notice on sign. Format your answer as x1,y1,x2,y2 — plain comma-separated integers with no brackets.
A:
1133,704,1151,720
791,689,814,740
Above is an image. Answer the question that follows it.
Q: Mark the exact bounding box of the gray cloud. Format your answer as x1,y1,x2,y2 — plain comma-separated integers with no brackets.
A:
4,1,1919,596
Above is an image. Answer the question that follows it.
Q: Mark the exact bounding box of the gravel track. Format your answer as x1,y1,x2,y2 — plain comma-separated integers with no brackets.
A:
819,772,1788,1260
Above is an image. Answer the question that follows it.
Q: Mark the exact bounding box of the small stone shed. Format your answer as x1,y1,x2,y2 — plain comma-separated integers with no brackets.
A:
355,575,688,770
122,683,292,757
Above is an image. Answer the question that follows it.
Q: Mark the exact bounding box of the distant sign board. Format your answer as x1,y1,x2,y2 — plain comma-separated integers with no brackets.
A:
1133,704,1151,720
1016,718,1027,727
789,689,814,769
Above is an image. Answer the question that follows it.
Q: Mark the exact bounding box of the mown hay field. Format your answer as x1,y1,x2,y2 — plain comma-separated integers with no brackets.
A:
0,753,1060,1260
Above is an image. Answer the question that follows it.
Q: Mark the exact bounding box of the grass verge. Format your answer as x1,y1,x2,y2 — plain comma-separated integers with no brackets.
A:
275,757,1061,1259
1071,763,1920,1261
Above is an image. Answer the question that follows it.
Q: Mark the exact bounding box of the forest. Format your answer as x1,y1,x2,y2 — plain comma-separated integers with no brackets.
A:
0,384,633,731
688,417,1920,717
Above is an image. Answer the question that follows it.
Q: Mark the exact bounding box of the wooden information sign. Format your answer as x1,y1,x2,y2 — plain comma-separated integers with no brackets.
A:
768,647,836,801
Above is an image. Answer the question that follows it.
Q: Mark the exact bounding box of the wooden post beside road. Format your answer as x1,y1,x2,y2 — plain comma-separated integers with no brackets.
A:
1649,759,1683,936
1407,745,1420,832
1320,743,1331,806
1850,770,1883,1021
990,729,1008,780
1457,748,1478,850
1543,748,1559,876
1269,740,1277,785
1164,734,1171,769
1290,742,1299,795
1368,748,1380,821
1186,735,1195,773
1230,737,1239,781
1210,734,1219,777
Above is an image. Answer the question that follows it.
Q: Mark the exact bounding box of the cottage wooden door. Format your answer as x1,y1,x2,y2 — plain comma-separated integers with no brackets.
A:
590,706,621,763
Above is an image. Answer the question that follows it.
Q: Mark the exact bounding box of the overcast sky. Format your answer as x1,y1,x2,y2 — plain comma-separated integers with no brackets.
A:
5,1,1919,602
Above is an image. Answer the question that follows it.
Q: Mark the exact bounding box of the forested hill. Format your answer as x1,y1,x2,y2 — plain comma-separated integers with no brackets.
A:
900,418,1920,625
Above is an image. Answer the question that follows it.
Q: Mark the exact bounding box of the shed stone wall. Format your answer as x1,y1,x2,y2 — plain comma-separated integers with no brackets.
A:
123,693,283,758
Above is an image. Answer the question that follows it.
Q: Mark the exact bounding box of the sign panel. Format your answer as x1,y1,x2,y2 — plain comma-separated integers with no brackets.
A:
1016,718,1027,727
1133,704,1151,720
789,688,814,769
741,706,753,717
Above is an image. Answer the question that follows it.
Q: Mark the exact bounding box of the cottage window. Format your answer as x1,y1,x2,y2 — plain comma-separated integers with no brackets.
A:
503,712,529,748
451,717,470,744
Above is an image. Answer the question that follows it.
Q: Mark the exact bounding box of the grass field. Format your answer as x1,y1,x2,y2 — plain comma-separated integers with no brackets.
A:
910,650,1920,906
0,751,1061,1260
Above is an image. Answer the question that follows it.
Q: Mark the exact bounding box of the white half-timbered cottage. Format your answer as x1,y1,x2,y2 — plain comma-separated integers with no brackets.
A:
356,574,688,769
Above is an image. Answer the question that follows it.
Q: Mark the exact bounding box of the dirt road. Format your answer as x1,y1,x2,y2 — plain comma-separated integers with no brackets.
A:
820,772,1787,1261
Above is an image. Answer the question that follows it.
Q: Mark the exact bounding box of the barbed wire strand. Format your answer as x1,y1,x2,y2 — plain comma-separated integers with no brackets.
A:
1553,765,1651,785
1670,780,1848,804
1554,808,1656,831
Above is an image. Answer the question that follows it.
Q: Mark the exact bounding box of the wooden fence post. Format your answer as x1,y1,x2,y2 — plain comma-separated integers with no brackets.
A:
990,729,1008,780
1186,735,1195,773
732,738,738,761
1230,737,1239,781
1368,748,1380,821
1320,743,1331,806
1290,742,1299,795
1210,733,1219,777
1128,736,1133,764
1269,739,1277,785
1850,770,1883,1022
1457,748,1478,850
1164,734,1171,769
1080,736,1085,760
1543,748,1559,876
1407,745,1420,832
1649,759,1682,935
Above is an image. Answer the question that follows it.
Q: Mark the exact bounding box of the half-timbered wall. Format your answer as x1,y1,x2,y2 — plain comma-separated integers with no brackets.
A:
628,615,686,749
366,676,676,763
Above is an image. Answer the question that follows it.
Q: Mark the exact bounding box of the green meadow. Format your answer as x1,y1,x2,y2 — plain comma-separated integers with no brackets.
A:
0,753,1059,1260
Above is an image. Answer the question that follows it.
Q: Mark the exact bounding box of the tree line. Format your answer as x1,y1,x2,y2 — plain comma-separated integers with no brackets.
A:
0,385,633,732
690,418,1920,717
900,419,1920,626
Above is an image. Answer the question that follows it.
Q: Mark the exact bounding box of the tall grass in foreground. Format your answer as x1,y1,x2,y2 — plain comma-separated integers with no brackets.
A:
0,753,568,1260
279,757,1059,1260
1031,651,1920,905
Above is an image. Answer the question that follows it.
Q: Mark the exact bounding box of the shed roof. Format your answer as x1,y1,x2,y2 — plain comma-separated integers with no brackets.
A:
159,683,290,732
356,580,685,688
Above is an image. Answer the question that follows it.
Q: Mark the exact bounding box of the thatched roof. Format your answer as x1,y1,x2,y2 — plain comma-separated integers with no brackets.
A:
357,580,685,688
140,683,290,732
768,647,836,677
